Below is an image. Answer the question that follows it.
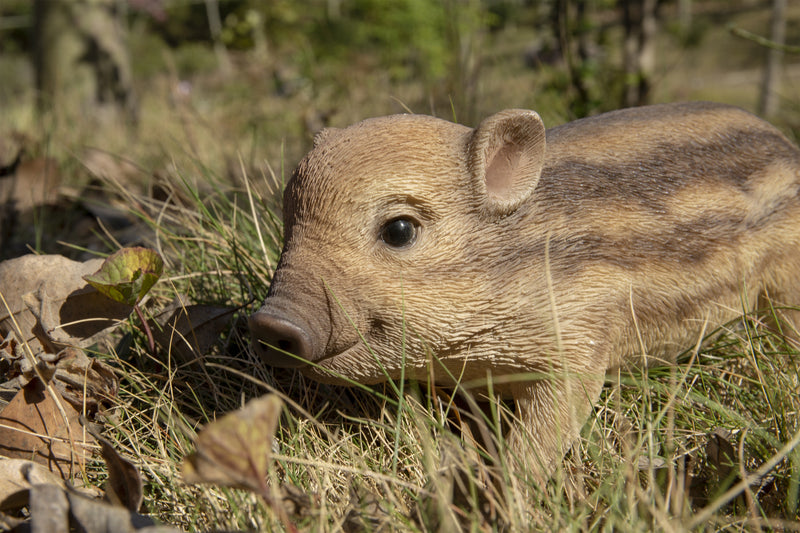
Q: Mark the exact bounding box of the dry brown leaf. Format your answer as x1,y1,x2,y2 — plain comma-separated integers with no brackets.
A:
96,435,143,513
29,482,69,533
52,347,118,415
182,393,301,532
27,486,173,533
0,378,95,479
0,254,132,354
2,345,118,418
0,511,26,530
0,330,24,362
0,156,61,213
154,301,236,363
0,437,164,532
0,458,65,511
64,489,167,533
81,148,143,186
182,394,283,493
3,479,175,533
707,428,737,486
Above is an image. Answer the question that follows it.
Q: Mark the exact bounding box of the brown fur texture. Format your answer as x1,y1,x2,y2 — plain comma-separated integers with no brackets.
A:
250,102,800,482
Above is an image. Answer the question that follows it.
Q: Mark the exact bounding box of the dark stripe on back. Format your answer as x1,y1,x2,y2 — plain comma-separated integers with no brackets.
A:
537,131,797,213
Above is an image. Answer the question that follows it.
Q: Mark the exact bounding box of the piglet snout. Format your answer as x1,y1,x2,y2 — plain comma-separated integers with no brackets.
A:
249,311,314,368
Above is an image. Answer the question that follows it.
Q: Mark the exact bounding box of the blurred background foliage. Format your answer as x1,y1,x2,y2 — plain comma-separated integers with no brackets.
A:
0,0,798,241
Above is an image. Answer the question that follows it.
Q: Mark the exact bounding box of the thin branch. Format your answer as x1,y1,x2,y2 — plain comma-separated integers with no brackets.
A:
729,25,800,54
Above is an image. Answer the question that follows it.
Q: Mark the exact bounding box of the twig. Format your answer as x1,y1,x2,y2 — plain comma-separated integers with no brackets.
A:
729,25,800,54
133,303,155,355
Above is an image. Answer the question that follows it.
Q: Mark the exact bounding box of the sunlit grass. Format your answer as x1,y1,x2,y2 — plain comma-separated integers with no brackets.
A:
83,155,800,531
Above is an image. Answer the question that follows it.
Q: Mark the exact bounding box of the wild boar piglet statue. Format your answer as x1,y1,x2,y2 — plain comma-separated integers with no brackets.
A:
249,101,800,483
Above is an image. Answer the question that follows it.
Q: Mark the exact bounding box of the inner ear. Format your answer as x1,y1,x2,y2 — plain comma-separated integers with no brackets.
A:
469,109,546,216
485,142,524,195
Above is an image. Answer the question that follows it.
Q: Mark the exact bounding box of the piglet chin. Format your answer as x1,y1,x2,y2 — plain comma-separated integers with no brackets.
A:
298,343,399,386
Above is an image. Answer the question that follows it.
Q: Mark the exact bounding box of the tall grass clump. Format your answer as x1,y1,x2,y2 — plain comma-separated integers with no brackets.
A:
88,154,800,531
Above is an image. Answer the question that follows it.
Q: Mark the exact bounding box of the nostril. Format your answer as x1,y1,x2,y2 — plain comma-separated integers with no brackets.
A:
249,310,314,368
277,339,293,352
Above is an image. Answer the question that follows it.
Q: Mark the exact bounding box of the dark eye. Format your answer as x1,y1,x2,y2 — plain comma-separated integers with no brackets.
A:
380,217,417,248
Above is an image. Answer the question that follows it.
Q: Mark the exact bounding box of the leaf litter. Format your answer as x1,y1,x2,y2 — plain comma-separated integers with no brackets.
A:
0,249,226,532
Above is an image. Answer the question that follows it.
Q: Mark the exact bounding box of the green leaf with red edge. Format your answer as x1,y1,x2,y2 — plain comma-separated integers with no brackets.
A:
82,247,164,306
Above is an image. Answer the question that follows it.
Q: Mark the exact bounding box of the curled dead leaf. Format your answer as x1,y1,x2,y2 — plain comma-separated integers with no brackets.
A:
52,347,118,415
182,394,304,531
2,344,118,418
0,435,172,532
0,156,60,212
154,299,237,363
95,434,143,513
29,483,69,533
182,394,283,493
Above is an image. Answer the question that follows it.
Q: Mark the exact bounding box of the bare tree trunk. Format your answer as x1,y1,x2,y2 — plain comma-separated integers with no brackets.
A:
33,0,136,125
204,0,233,76
758,0,786,116
552,0,592,117
621,0,657,107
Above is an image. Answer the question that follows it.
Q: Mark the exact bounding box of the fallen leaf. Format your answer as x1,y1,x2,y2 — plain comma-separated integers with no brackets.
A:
83,248,163,307
154,301,236,363
0,511,25,530
0,156,61,212
706,428,738,488
65,489,165,533
0,254,132,353
96,435,143,512
4,480,175,533
2,344,118,419
182,393,300,532
80,148,143,186
0,458,65,511
0,444,162,532
29,483,69,533
182,394,283,493
0,378,95,479
51,347,118,416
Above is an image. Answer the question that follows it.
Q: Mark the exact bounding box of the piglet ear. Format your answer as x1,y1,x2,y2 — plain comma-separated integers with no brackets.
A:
468,109,546,215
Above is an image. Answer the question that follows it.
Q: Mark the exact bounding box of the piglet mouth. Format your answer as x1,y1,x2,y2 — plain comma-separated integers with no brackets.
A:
249,310,316,368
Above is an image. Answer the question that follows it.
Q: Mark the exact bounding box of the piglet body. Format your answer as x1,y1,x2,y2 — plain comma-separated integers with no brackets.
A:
250,102,800,481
